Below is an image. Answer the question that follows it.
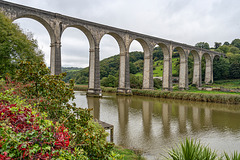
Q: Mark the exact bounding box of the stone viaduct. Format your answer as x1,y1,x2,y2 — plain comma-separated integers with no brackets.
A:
0,1,225,96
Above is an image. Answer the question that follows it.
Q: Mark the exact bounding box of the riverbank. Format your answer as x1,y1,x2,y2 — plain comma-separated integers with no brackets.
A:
73,85,240,104
113,146,145,160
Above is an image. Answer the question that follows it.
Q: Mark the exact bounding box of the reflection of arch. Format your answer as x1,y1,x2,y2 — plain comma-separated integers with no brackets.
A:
202,53,213,84
173,47,187,89
14,15,54,42
157,43,171,90
63,25,95,50
189,50,201,86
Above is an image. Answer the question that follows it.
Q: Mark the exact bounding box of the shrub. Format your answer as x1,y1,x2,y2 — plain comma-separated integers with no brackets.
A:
0,90,87,159
165,138,217,160
1,61,114,159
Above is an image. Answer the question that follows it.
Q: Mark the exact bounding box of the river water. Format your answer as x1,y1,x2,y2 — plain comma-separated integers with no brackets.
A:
73,91,240,159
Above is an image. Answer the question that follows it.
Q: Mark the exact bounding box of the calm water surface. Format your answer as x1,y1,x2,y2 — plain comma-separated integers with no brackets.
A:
73,91,240,159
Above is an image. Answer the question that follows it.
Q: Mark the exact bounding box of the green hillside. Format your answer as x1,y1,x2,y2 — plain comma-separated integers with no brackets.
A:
63,41,240,89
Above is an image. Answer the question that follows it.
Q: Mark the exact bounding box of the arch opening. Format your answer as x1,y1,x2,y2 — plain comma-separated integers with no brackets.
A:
99,33,122,88
156,43,170,90
128,39,146,89
201,53,212,84
13,18,51,66
172,47,187,90
188,50,200,87
152,44,168,90
61,27,90,84
14,15,54,42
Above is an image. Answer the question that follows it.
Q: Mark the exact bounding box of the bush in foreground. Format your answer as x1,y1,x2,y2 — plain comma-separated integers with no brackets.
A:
165,138,240,160
0,61,116,159
0,90,87,159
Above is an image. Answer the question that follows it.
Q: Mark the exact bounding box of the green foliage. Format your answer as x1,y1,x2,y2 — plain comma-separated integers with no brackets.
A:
0,90,88,159
112,146,144,160
213,57,230,80
131,89,240,104
224,151,240,160
1,61,114,159
224,41,230,46
230,46,240,54
231,39,240,49
165,138,240,160
214,42,222,49
101,75,118,88
130,74,143,89
195,42,210,50
188,54,194,83
153,46,164,61
217,45,230,53
0,12,44,78
154,78,162,89
165,138,217,160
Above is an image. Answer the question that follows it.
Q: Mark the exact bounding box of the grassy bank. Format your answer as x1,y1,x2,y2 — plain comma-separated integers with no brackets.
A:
131,89,240,104
204,79,240,89
113,146,145,160
73,84,240,104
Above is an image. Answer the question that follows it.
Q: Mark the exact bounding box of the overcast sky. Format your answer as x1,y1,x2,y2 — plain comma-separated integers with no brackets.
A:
6,0,240,67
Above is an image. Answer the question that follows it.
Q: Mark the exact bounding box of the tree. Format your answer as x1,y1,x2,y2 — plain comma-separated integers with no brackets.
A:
223,41,230,45
213,57,230,80
0,12,44,78
153,46,164,61
130,74,142,89
214,42,222,49
129,62,137,74
195,42,210,50
230,46,240,54
101,75,117,87
231,39,240,49
217,45,230,53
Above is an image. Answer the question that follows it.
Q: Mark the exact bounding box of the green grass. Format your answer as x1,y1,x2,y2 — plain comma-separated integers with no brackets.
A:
183,89,240,95
113,146,145,160
153,58,179,77
206,79,240,89
135,72,143,76
179,85,240,95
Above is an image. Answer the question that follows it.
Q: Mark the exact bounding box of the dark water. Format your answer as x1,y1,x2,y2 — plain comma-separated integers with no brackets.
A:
73,91,240,159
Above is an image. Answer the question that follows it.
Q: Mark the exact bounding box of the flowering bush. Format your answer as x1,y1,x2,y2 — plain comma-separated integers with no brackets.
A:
0,61,114,159
0,91,87,159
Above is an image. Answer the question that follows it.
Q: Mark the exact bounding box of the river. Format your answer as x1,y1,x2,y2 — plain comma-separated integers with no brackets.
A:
73,91,240,159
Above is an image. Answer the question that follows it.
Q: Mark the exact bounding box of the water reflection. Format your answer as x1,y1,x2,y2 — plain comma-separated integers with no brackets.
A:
142,100,153,136
162,103,171,137
87,97,100,120
178,105,187,133
76,91,240,159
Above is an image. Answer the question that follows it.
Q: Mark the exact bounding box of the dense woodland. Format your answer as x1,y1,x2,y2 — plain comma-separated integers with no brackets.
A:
63,40,240,89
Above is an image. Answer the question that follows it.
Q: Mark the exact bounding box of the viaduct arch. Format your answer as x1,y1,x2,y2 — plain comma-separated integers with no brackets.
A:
0,1,225,96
